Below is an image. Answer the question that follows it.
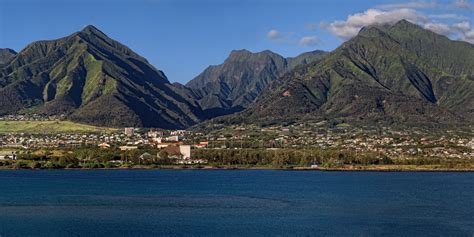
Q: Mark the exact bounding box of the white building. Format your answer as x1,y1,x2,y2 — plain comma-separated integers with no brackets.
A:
119,145,138,151
179,145,191,159
166,135,179,142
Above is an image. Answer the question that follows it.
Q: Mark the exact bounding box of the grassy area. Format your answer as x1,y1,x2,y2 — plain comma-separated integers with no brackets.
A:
0,120,117,133
336,123,351,128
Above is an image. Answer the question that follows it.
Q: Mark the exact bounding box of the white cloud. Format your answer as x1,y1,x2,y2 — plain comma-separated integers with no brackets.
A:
429,13,468,20
463,30,474,43
266,29,281,40
424,23,454,35
298,36,321,46
320,8,428,40
318,3,474,45
453,21,471,32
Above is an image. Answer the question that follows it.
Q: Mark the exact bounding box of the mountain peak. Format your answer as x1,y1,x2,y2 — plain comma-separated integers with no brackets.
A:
229,49,252,56
81,25,106,36
229,17,474,127
0,48,17,64
393,19,416,27
358,24,388,37
390,19,425,32
357,19,425,38
227,49,282,62
0,24,202,129
226,49,254,62
0,48,17,54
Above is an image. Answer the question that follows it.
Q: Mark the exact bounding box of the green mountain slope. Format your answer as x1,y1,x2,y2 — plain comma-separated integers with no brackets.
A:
222,20,474,126
0,26,203,129
186,49,327,117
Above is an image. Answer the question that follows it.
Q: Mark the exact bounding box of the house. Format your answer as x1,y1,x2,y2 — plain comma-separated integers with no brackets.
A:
176,158,207,164
170,130,186,135
193,141,209,148
120,146,138,151
192,143,207,148
166,135,179,142
151,137,163,143
154,141,183,149
139,152,155,161
147,130,163,138
98,143,111,149
124,127,134,137
0,151,16,160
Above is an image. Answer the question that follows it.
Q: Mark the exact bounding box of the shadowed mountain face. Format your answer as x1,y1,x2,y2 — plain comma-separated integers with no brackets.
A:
186,49,327,117
0,49,17,64
0,26,203,129
220,20,474,126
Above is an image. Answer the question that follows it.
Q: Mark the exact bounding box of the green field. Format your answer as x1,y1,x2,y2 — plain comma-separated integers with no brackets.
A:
0,120,117,133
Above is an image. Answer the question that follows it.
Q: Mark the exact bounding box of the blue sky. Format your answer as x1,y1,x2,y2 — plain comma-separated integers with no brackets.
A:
0,0,472,84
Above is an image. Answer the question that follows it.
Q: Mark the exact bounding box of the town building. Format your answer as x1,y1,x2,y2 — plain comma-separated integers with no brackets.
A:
179,145,191,159
124,127,135,137
119,145,138,151
98,143,111,149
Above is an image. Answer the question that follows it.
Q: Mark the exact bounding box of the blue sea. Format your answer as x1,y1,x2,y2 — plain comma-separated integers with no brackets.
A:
0,170,473,236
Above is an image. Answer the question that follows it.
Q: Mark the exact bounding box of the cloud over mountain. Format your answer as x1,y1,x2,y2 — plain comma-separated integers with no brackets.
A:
318,1,474,43
320,8,427,40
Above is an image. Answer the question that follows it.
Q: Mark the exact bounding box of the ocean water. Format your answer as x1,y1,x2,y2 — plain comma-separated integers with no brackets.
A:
0,170,472,236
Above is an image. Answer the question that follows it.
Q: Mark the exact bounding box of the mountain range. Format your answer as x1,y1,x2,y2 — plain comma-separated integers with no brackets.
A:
217,20,474,127
186,49,327,117
0,20,473,129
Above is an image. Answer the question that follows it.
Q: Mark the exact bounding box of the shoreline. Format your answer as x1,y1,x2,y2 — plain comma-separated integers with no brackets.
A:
0,165,473,172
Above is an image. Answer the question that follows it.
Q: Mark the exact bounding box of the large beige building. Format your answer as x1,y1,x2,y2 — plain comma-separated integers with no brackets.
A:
179,145,191,159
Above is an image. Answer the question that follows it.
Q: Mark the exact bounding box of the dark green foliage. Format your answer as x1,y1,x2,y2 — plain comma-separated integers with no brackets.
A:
192,148,392,167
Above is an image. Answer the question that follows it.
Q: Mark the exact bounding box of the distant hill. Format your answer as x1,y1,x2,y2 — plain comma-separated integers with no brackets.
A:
0,48,17,64
0,26,204,129
215,20,474,127
186,49,327,117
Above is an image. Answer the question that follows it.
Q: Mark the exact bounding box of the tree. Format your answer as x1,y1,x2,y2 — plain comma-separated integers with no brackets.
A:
158,150,169,160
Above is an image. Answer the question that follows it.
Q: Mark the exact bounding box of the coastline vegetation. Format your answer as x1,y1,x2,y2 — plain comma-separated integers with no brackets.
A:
0,147,472,171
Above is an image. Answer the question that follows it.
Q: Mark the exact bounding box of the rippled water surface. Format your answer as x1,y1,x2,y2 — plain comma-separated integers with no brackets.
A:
0,170,473,236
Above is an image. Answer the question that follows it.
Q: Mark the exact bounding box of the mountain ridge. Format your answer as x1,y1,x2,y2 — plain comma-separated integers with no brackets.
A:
0,25,204,129
209,20,473,127
1,20,472,129
186,49,328,118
